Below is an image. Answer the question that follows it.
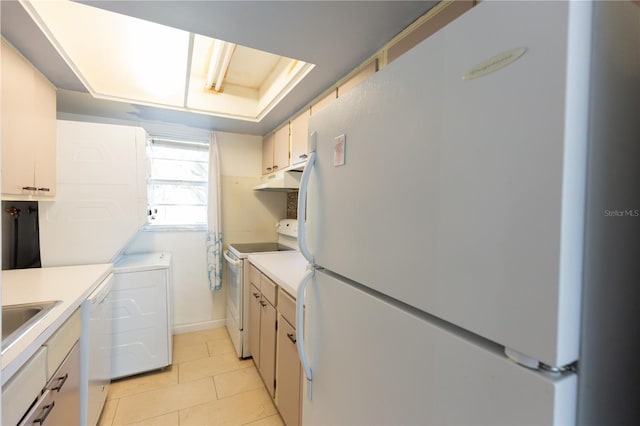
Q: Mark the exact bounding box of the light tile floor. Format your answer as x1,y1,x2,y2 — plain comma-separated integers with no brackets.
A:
98,328,284,426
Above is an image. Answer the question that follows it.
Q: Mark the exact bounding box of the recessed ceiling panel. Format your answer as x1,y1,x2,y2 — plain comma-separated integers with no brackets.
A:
226,46,281,89
20,0,314,122
24,0,189,107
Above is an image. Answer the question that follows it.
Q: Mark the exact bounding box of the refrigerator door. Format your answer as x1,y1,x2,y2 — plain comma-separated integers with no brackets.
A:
303,270,577,425
305,1,590,368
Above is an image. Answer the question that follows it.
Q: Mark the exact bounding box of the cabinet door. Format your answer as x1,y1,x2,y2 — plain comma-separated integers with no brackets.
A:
1,40,37,195
259,299,277,398
32,66,57,196
290,110,310,166
1,40,57,198
262,133,274,175
277,317,302,426
249,284,262,364
273,124,290,172
46,341,81,426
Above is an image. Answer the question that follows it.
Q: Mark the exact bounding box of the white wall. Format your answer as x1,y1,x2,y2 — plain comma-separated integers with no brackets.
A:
123,131,286,333
52,114,287,333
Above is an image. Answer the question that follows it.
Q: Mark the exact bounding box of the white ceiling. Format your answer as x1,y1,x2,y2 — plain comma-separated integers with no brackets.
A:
1,0,438,135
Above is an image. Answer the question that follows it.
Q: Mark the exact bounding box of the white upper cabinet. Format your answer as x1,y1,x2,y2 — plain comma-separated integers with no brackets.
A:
1,40,57,200
262,123,291,175
290,109,310,166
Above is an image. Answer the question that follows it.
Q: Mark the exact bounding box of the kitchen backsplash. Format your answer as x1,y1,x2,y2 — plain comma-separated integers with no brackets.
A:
287,191,298,219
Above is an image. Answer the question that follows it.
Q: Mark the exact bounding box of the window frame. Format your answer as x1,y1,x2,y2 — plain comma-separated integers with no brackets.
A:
145,137,209,232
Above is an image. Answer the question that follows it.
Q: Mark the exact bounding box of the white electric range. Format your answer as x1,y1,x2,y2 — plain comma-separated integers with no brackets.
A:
224,219,298,358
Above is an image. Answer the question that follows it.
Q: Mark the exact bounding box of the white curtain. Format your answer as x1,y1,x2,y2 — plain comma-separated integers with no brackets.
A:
206,132,223,290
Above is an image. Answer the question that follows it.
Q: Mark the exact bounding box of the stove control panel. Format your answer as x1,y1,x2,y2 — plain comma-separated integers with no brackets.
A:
276,219,298,238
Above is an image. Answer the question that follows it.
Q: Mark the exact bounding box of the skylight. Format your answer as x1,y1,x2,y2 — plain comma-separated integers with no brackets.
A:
20,0,315,122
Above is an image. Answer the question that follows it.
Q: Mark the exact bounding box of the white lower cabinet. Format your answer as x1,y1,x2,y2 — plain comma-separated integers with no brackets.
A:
2,347,48,425
249,263,303,425
40,341,81,426
249,268,278,398
276,315,302,426
2,309,82,425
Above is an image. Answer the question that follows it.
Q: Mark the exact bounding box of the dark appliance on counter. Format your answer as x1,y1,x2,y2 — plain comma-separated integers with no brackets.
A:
2,201,41,270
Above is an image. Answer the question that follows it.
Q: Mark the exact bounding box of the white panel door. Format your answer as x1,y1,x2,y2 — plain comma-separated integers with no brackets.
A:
57,120,137,185
39,183,138,266
40,120,148,266
111,269,170,379
302,271,577,426
305,1,588,368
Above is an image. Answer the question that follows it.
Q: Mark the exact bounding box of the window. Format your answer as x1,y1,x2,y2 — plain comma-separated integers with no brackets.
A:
147,138,209,229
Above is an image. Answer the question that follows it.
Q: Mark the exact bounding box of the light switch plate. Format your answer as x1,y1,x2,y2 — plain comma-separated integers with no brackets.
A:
334,134,346,167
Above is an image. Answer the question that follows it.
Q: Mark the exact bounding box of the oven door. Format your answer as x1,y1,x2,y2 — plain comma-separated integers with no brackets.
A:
223,250,243,357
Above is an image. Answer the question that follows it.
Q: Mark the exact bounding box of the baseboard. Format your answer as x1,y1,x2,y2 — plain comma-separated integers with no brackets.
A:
173,319,226,335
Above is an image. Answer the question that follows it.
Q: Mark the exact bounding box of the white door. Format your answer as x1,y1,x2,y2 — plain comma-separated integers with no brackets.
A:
302,271,577,425
111,269,169,378
305,0,589,368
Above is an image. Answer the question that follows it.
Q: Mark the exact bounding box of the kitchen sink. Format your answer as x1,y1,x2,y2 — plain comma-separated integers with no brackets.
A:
2,301,61,354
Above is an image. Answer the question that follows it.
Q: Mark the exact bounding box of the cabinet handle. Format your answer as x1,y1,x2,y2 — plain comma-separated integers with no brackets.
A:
253,292,260,299
34,401,56,425
37,187,51,192
273,165,279,170
260,300,267,307
51,373,69,392
299,154,308,159
287,332,297,344
22,186,37,191
266,167,272,172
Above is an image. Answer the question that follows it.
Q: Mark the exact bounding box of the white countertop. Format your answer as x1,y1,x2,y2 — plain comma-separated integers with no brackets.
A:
2,263,112,385
248,251,309,298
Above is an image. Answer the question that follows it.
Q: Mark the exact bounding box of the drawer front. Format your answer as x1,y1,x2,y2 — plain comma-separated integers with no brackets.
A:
278,287,296,326
44,308,81,380
19,390,54,426
2,347,48,426
45,341,81,426
260,274,277,306
249,263,261,289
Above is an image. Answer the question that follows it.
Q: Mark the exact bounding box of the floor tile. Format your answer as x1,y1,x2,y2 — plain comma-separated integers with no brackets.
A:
113,377,217,424
173,340,210,364
116,411,179,426
98,398,118,426
214,366,265,399
179,351,253,384
243,414,285,426
108,365,178,400
179,387,278,426
207,335,237,356
173,327,229,346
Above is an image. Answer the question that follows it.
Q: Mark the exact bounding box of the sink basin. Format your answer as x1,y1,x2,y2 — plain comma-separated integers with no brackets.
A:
2,301,61,354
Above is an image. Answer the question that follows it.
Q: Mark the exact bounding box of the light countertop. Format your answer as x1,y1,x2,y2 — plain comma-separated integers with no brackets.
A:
2,263,112,385
248,251,309,298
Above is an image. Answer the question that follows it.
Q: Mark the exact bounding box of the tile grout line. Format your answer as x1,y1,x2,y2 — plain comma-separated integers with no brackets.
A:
104,329,278,425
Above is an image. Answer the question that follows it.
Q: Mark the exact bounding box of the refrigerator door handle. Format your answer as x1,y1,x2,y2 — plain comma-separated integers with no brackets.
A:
297,267,315,398
297,132,317,264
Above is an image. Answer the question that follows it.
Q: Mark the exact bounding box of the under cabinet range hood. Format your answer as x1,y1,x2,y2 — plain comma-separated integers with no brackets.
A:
253,171,302,191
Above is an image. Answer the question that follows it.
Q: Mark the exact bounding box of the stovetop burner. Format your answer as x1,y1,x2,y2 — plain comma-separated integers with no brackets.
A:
228,242,295,255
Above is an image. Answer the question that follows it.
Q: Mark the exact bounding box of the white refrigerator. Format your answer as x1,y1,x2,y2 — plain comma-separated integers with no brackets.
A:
296,1,640,425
